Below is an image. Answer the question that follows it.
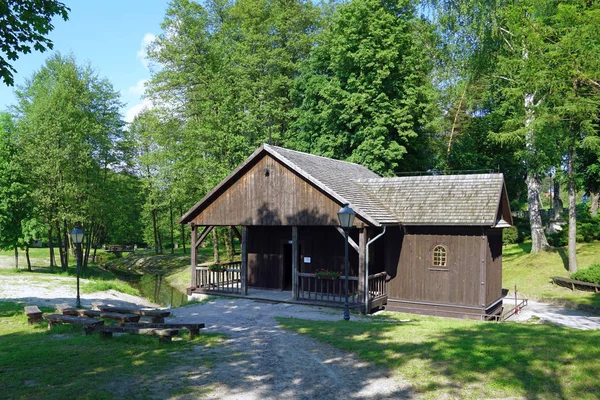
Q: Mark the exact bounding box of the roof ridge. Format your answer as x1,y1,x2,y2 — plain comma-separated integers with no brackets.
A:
264,144,384,226
265,143,368,169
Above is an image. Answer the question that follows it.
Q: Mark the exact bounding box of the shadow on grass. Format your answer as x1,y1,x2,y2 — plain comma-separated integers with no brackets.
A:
279,317,600,399
555,247,570,271
0,301,224,399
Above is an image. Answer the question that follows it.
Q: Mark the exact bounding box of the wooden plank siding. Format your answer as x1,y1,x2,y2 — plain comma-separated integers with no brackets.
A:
190,154,368,227
385,226,488,311
246,226,359,290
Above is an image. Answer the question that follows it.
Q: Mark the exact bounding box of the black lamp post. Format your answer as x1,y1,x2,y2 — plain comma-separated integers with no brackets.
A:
337,203,355,321
70,225,84,308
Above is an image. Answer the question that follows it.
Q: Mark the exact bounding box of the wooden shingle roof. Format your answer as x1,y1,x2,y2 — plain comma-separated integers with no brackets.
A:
357,174,508,226
180,144,511,227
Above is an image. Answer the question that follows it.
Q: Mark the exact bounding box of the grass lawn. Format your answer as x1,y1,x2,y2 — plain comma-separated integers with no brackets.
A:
0,301,225,399
278,312,600,399
503,242,600,308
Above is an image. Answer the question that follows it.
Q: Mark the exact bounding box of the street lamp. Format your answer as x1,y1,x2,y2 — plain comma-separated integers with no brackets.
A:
70,225,84,308
337,203,355,321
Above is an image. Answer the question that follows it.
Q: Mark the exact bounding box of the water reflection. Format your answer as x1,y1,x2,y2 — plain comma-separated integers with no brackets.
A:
128,274,188,308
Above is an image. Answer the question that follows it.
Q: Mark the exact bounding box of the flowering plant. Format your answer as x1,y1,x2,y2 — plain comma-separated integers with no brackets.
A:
314,269,341,279
208,264,227,272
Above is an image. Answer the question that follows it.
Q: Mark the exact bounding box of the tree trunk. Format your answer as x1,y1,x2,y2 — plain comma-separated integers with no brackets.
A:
26,246,31,271
48,225,55,271
83,224,92,270
591,191,599,217
14,247,18,270
156,211,163,255
212,228,220,264
56,222,67,272
169,202,174,254
527,172,550,253
553,179,563,221
568,145,578,273
152,208,160,255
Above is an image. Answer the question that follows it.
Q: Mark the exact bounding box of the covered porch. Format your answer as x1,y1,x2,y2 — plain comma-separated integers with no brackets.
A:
187,224,388,312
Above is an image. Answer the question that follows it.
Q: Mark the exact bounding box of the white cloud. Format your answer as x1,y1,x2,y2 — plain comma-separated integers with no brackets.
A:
136,33,156,70
125,98,153,123
127,79,148,96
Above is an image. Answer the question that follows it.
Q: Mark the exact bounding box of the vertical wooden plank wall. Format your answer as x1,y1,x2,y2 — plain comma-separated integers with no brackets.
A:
241,226,248,295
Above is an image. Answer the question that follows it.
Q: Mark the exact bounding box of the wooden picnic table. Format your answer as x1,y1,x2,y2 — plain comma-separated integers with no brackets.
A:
92,303,171,323
44,314,105,329
60,307,141,323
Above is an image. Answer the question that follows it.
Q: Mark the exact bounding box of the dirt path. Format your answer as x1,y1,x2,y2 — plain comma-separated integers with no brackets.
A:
0,274,412,398
170,298,412,399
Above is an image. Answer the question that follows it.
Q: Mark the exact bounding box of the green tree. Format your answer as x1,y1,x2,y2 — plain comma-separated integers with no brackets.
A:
291,0,439,176
0,0,69,85
0,111,33,269
15,53,125,270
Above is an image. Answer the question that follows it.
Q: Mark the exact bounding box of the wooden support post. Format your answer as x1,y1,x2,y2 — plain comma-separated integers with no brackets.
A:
191,224,198,288
241,226,248,295
358,228,367,311
292,226,298,300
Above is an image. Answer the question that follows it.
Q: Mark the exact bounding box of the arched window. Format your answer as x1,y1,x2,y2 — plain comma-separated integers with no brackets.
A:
432,245,447,267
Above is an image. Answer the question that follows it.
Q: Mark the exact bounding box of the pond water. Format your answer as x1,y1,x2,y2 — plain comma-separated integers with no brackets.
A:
127,274,188,308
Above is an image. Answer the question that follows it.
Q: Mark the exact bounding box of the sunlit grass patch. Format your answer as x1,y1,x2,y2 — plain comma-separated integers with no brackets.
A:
277,314,600,399
503,242,600,308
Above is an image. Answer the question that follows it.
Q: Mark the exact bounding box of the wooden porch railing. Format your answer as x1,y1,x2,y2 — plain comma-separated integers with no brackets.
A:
194,261,242,294
367,272,388,310
297,272,359,304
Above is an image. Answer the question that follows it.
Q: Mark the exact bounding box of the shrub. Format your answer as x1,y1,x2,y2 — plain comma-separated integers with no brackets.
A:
502,226,519,245
571,263,600,284
208,264,227,272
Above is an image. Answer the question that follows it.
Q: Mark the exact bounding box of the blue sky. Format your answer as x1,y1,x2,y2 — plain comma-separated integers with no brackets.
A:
0,0,170,122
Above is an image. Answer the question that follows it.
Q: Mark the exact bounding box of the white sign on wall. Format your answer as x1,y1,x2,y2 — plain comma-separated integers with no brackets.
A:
304,257,311,263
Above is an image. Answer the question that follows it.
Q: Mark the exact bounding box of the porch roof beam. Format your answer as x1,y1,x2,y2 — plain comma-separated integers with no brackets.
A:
196,226,214,249
335,226,359,253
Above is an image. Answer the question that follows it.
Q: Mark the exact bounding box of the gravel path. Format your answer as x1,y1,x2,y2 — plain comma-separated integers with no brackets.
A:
0,273,159,309
0,273,412,398
169,298,412,399
505,299,600,330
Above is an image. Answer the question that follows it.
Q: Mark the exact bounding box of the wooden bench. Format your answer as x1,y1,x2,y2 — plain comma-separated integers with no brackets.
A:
84,325,179,343
92,303,171,323
58,305,141,323
43,314,105,329
24,306,43,324
551,276,600,293
119,322,205,338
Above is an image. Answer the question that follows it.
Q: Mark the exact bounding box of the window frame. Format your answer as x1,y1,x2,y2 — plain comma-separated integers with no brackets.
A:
430,244,449,271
